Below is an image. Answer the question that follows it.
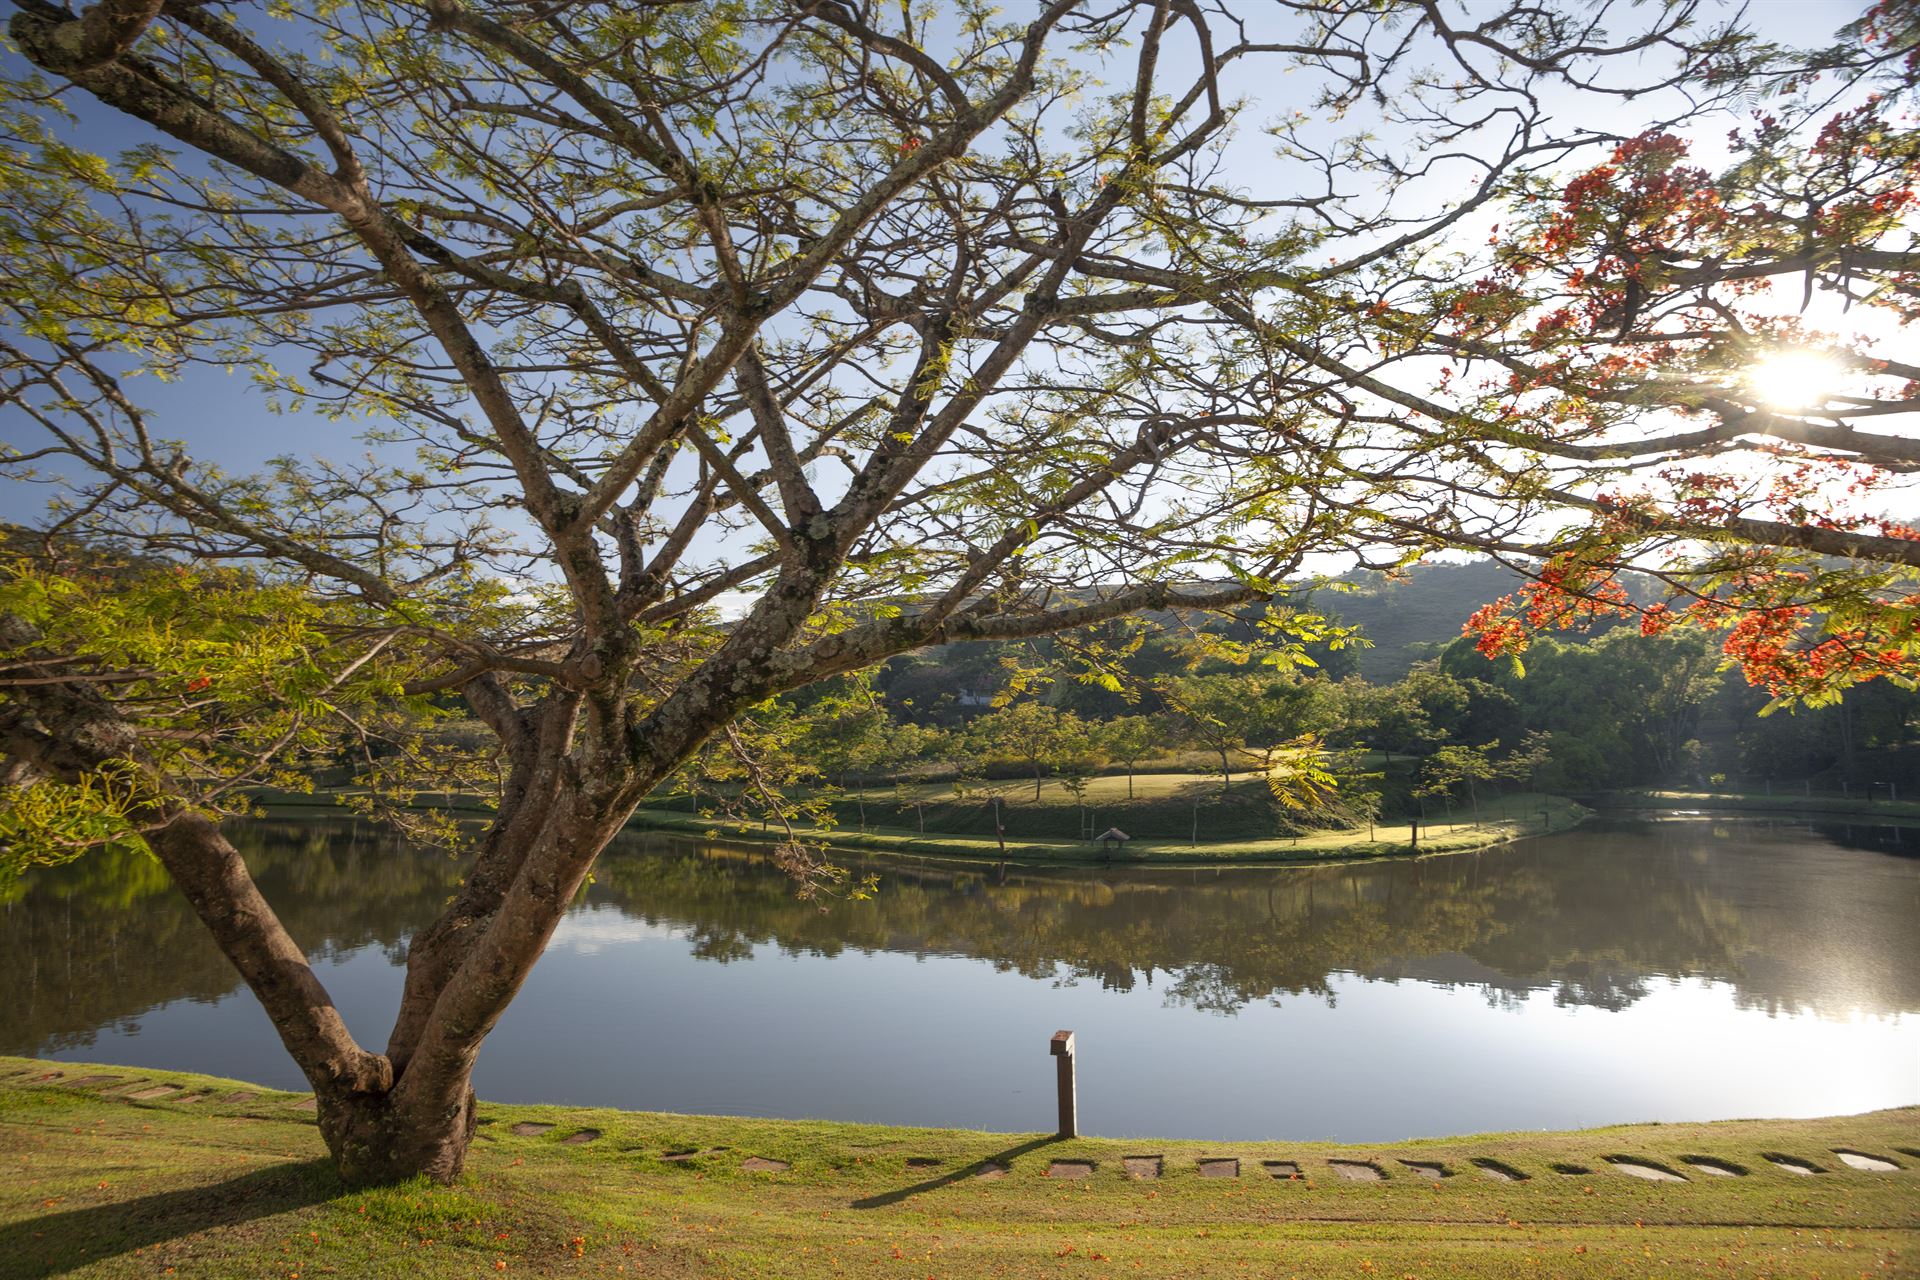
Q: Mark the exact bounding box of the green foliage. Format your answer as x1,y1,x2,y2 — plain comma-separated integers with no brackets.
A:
0,556,466,874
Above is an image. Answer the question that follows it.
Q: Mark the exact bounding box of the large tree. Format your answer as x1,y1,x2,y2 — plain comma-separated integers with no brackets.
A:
0,0,1914,1184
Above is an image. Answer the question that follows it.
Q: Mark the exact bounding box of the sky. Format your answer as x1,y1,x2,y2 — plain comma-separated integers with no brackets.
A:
0,0,1901,594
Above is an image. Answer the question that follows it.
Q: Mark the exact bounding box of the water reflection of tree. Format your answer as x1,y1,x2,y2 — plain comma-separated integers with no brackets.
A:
3,818,1914,1056
584,823,1920,1020
0,821,458,1054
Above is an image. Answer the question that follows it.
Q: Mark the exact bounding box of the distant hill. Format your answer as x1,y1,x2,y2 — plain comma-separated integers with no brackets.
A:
1306,559,1529,682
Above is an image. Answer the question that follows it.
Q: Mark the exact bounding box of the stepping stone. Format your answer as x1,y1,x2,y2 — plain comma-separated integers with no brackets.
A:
1548,1162,1590,1176
510,1122,555,1137
1681,1157,1744,1178
561,1128,600,1145
1046,1160,1094,1180
1329,1160,1383,1182
1197,1158,1239,1179
741,1156,788,1173
661,1149,701,1163
67,1075,122,1088
1607,1158,1686,1182
1834,1150,1901,1172
30,1071,64,1082
1399,1160,1449,1180
171,1091,210,1105
219,1091,254,1103
1764,1154,1823,1176
905,1157,943,1169
1473,1159,1527,1183
1261,1160,1301,1179
290,1096,318,1112
126,1086,181,1101
973,1161,1008,1180
1122,1156,1162,1180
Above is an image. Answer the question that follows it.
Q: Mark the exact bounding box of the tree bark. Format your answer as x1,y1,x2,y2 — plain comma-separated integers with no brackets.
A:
320,1079,479,1186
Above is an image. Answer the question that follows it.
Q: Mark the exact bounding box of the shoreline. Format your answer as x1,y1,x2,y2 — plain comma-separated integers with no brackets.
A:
254,786,1594,866
5,1053,1912,1169
618,797,1589,866
1593,788,1920,825
248,785,1920,868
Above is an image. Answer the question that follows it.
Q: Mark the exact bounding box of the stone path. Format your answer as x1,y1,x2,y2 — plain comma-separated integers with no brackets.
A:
1607,1157,1686,1183
1328,1160,1383,1182
3,1066,1907,1195
1835,1149,1900,1172
661,1148,720,1164
1398,1160,1449,1180
1472,1158,1527,1182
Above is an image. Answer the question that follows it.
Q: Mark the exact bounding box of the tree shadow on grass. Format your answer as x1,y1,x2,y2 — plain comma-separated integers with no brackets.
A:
0,1158,338,1279
850,1135,1061,1209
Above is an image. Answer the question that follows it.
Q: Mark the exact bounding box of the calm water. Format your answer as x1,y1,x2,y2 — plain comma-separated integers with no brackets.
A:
3,816,1916,1141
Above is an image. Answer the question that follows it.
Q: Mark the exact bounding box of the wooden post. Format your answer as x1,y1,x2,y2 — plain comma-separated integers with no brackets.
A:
1050,1030,1077,1139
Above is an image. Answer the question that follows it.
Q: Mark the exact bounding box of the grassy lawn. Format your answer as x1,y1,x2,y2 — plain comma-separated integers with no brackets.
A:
3,1058,1914,1279
257,774,1586,865
628,787,1589,865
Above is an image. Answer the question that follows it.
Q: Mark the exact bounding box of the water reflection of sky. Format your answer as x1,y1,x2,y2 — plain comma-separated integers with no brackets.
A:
12,818,1919,1140
471,904,1915,1140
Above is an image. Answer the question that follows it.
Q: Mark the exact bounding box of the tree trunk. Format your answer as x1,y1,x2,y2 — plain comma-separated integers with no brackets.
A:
1033,762,1043,801
1218,746,1230,795
1127,763,1134,799
321,1079,479,1187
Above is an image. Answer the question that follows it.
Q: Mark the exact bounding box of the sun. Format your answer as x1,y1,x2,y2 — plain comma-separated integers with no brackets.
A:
1744,349,1846,412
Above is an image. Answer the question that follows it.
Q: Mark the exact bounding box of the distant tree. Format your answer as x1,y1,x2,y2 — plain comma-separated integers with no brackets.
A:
973,701,1084,801
1166,672,1340,793
1059,765,1094,838
1099,716,1155,799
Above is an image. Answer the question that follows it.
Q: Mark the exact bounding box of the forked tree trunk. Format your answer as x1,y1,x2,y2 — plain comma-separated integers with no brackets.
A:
321,1081,479,1186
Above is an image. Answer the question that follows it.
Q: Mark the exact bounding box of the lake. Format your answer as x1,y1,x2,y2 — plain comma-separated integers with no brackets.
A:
3,815,1915,1141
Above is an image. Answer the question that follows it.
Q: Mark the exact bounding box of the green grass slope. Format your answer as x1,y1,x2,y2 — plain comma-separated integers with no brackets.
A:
3,1057,1914,1279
